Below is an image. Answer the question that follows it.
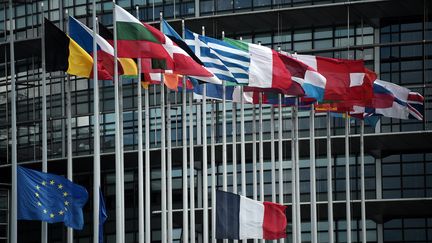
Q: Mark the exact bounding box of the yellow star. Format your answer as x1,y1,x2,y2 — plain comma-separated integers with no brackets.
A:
58,184,63,189
36,185,40,190
37,202,42,206
42,181,46,186
50,213,55,218
64,201,69,206
59,210,64,216
43,209,47,214
35,192,39,198
50,180,55,185
63,192,68,197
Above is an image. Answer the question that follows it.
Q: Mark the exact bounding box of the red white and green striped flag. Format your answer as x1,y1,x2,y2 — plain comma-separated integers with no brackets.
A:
114,4,170,59
224,38,301,95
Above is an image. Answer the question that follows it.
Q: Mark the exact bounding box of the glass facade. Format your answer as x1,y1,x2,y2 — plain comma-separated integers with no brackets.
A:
0,0,432,242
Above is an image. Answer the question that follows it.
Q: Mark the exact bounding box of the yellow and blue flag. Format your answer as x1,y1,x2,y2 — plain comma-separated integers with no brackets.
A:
17,166,88,230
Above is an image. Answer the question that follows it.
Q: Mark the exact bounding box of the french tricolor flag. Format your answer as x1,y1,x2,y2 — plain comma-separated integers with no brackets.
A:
216,190,287,240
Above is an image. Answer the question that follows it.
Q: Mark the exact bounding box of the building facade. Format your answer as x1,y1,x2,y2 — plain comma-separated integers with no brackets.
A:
0,0,432,242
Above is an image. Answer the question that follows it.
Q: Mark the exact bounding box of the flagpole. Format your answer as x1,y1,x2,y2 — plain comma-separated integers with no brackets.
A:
91,3,101,240
345,112,352,243
239,87,247,243
360,119,367,243
202,26,209,243
211,100,217,243
63,10,74,243
9,0,17,241
259,92,264,204
232,101,237,195
291,105,297,243
40,3,48,242
145,67,151,243
135,6,144,243
310,104,317,243
167,83,173,243
327,112,334,243
189,91,196,242
295,98,302,243
112,2,124,242
271,105,276,203
181,19,189,243
278,94,284,243
159,11,167,243
252,102,258,243
221,31,227,195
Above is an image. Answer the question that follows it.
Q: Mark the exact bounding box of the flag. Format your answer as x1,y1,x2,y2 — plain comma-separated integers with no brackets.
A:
68,16,116,80
294,54,375,106
143,72,194,91
17,166,88,230
185,29,247,85
45,18,93,78
98,22,138,77
114,4,170,59
99,188,107,243
350,80,424,121
141,21,214,78
216,190,287,240
224,38,299,95
278,51,326,102
193,83,235,101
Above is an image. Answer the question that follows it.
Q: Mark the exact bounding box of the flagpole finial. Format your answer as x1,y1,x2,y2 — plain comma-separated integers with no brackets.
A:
41,2,43,7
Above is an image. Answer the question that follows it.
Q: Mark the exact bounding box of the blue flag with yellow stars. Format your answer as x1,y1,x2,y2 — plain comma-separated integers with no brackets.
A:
17,166,89,230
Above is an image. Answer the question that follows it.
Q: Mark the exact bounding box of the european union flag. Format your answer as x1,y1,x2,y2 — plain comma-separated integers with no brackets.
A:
17,166,89,230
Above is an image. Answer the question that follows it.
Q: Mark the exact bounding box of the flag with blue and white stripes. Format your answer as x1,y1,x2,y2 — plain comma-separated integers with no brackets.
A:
185,29,250,85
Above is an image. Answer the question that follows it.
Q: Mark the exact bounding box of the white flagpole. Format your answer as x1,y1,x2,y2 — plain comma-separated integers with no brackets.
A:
211,100,217,243
360,120,367,243
295,99,301,243
9,0,17,241
271,105,276,204
136,6,144,243
310,104,317,243
92,10,101,243
181,19,189,243
259,92,264,204
112,2,124,242
145,69,151,243
159,12,167,243
232,102,237,195
240,88,246,196
167,85,173,243
252,103,258,243
327,112,334,243
345,113,352,243
189,92,196,242
221,32,227,194
278,94,284,243
291,106,297,243
202,26,209,243
63,10,74,243
40,3,48,242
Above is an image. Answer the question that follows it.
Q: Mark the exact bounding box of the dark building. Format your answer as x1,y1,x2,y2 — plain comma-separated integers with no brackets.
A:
0,0,432,242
